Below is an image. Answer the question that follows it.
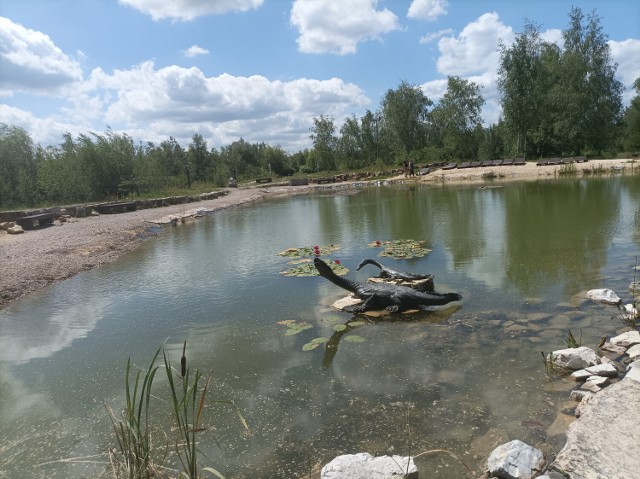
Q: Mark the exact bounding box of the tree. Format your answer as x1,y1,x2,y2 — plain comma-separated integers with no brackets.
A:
0,124,35,207
430,76,485,160
623,78,640,151
310,115,337,171
556,7,623,154
381,80,432,160
188,133,210,182
498,22,544,157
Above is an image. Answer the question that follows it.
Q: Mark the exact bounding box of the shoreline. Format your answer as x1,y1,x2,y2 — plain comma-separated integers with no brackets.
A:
0,158,635,308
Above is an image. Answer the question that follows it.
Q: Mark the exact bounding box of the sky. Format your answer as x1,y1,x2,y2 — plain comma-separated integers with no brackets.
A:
1,0,639,153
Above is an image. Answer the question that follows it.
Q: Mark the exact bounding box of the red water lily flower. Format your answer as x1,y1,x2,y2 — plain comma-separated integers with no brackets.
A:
334,259,341,265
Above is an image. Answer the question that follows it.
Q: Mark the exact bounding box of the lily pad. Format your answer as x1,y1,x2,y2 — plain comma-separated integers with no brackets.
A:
368,239,431,259
343,335,365,343
333,324,347,332
348,320,366,327
281,321,313,336
278,244,341,258
302,337,329,351
281,259,348,277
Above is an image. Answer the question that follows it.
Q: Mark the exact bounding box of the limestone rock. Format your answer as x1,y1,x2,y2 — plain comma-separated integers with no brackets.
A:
1,221,15,230
570,363,618,381
321,453,417,479
610,330,640,348
486,439,545,479
552,380,640,478
579,376,610,393
586,288,621,304
7,224,24,234
625,361,640,383
627,344,640,360
569,389,594,402
549,346,600,371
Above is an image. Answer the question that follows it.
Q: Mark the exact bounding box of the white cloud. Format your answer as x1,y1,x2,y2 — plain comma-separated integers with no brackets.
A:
540,28,563,47
183,44,210,57
436,12,514,76
419,28,453,44
119,0,264,22
290,0,401,55
0,17,83,95
407,0,448,22
609,38,640,105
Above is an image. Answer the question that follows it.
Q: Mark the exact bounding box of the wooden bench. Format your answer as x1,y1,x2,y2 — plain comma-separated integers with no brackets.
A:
255,177,272,184
95,202,137,214
315,176,335,184
15,212,54,230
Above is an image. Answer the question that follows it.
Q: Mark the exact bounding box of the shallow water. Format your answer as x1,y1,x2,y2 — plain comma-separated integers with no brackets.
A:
1,175,639,478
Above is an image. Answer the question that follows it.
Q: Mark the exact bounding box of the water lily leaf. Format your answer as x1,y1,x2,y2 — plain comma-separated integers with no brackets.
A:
302,337,328,351
277,320,296,325
348,321,366,327
281,259,348,277
278,244,341,258
283,322,313,335
343,335,365,343
333,324,347,332
368,239,431,259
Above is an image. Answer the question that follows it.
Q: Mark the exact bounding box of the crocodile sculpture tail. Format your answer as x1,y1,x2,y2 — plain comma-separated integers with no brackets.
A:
356,258,384,271
314,258,359,293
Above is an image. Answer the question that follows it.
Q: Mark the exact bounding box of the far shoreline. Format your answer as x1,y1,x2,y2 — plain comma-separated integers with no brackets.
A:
0,158,636,308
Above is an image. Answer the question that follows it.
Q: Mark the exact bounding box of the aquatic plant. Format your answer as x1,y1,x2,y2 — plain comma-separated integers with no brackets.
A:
367,239,432,259
106,343,248,479
277,244,340,258
564,329,581,348
280,258,347,276
104,349,164,479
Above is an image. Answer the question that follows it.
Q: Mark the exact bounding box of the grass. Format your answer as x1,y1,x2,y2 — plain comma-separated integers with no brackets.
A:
105,342,248,479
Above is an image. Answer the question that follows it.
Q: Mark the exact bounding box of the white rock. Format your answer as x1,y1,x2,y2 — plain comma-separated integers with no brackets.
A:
486,439,545,479
586,288,621,304
627,344,640,360
570,369,592,381
321,453,417,479
549,346,601,370
610,330,640,348
584,363,619,377
625,361,640,383
7,224,24,234
553,380,640,477
580,376,610,392
569,389,594,402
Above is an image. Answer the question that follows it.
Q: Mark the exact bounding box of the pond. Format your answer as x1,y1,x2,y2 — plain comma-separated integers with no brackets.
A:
1,175,639,478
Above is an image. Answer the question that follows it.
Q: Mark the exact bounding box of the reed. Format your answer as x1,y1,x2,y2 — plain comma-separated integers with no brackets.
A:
105,349,164,479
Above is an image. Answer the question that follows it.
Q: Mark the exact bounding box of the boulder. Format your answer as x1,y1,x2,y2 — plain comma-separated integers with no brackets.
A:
610,330,640,348
552,380,640,478
486,439,545,479
549,346,600,371
586,288,621,304
0,221,15,230
321,453,417,479
7,224,24,234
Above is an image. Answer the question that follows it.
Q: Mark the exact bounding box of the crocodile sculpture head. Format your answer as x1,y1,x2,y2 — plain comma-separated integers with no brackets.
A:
314,258,461,313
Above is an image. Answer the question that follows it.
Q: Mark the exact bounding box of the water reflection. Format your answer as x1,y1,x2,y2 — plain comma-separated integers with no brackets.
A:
1,176,638,478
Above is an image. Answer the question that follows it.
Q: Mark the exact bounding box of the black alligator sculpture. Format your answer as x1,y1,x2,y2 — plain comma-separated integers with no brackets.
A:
314,258,461,313
356,258,432,281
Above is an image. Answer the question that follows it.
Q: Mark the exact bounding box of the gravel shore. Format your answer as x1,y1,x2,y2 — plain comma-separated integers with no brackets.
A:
1,158,634,308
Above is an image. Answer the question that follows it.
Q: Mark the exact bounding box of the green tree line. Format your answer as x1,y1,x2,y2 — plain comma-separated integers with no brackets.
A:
1,6,639,209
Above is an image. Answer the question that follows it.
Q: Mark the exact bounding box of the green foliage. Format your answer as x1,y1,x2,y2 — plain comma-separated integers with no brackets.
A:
368,239,432,259
105,349,162,479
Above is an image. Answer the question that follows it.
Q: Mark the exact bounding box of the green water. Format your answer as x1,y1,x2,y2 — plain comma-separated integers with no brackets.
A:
1,176,639,478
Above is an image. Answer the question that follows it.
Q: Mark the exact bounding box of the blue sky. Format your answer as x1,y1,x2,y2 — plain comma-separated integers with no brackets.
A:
1,0,639,152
